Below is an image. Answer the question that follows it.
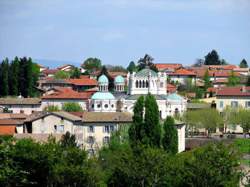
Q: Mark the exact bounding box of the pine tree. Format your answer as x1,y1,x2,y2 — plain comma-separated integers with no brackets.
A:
144,94,161,148
128,96,145,146
0,58,9,96
162,116,178,154
127,61,136,73
9,57,19,96
204,50,221,65
239,59,248,68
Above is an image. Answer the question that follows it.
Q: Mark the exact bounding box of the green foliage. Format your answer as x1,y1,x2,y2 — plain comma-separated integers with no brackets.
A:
195,87,204,99
62,102,83,112
0,58,9,96
60,131,77,148
108,65,127,72
82,57,102,73
144,94,161,147
162,117,178,154
8,57,19,96
70,67,81,78
230,108,250,135
204,49,222,65
54,70,71,79
234,138,250,154
184,109,223,136
203,69,211,89
182,143,241,187
44,105,60,112
247,75,250,86
227,71,240,87
239,59,248,68
127,61,137,73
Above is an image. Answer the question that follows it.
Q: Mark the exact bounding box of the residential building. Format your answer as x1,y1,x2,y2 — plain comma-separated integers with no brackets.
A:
0,98,42,114
168,69,196,85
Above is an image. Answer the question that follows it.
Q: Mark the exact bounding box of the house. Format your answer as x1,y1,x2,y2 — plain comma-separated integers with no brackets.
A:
41,88,92,110
216,86,250,133
57,64,75,72
0,98,42,114
168,69,196,85
37,64,48,72
41,69,59,77
216,86,250,112
0,119,23,135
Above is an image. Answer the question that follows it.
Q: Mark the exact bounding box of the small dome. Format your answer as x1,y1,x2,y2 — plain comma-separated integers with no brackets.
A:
98,75,109,84
114,75,124,84
91,92,115,100
167,93,184,101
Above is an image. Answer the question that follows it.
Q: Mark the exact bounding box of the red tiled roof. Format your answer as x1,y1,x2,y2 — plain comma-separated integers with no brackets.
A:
217,86,250,97
207,87,217,93
67,78,97,86
42,88,92,100
155,63,182,71
169,69,196,76
205,65,238,70
213,71,240,77
42,69,59,75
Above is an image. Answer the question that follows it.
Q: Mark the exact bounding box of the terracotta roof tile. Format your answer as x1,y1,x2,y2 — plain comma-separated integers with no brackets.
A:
169,69,196,76
217,86,250,97
67,78,97,86
81,112,133,123
42,88,92,100
167,84,177,93
155,63,182,71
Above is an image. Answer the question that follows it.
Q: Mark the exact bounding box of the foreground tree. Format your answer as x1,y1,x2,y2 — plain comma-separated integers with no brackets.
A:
239,59,248,68
162,116,178,154
70,67,81,78
144,94,161,147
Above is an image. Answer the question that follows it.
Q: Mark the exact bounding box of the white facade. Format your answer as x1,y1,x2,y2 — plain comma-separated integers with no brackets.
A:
127,70,167,95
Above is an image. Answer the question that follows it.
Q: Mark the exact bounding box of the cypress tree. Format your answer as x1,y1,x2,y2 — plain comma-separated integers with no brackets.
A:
9,57,19,96
144,94,161,148
31,62,39,97
162,116,178,154
128,96,145,146
0,58,9,96
26,57,33,97
18,57,25,97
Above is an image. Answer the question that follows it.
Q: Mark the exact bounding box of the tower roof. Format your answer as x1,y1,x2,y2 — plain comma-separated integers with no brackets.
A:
91,92,115,100
114,75,125,84
98,74,109,84
135,68,157,77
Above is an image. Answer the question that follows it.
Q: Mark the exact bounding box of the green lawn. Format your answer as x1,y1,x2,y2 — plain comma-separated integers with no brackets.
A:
234,138,250,154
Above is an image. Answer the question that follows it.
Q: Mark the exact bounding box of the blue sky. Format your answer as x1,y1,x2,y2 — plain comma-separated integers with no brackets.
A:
0,0,250,68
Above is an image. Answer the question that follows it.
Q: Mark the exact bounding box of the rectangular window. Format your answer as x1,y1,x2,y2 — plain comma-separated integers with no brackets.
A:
58,125,64,133
231,101,238,108
87,136,95,144
104,126,109,133
220,101,224,108
110,125,115,132
103,136,110,144
245,101,250,108
88,125,94,133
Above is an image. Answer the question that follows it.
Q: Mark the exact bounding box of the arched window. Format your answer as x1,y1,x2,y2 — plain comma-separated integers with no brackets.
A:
142,80,145,88
136,80,138,88
139,80,142,88
146,80,149,88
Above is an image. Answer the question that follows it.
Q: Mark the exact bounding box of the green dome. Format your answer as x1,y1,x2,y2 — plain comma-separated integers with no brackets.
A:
98,75,108,84
135,68,157,77
114,75,124,84
91,92,115,100
167,93,184,101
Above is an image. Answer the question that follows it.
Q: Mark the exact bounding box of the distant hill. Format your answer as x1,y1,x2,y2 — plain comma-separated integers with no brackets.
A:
34,59,81,69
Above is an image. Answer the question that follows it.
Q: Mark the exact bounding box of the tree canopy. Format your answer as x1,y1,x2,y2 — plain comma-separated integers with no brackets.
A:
239,59,248,68
54,70,71,79
227,71,240,87
82,57,102,73
62,102,83,112
127,61,137,73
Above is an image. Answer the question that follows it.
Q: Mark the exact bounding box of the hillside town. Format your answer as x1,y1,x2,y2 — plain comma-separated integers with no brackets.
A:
1,0,250,185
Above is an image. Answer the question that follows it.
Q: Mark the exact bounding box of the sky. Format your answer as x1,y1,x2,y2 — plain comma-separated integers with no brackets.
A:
0,0,250,68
